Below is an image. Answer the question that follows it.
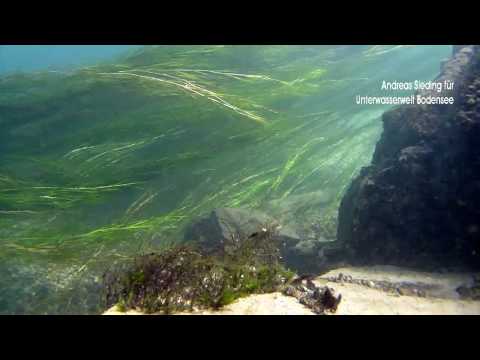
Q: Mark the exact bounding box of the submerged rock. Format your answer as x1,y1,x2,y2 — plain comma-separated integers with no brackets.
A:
283,275,341,314
183,205,343,273
184,207,301,255
337,45,480,268
456,276,480,300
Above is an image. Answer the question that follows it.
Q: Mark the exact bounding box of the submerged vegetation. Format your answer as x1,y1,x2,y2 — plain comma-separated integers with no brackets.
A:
0,45,452,314
103,223,294,313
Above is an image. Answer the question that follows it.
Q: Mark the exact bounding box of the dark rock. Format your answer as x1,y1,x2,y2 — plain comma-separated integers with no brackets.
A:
337,45,480,269
283,276,341,314
184,205,345,273
456,276,480,300
184,207,301,255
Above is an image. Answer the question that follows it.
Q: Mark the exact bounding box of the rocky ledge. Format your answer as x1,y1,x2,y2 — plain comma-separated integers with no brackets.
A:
337,45,480,268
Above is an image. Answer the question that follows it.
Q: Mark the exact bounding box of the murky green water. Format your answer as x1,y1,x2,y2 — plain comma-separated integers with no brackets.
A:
0,45,451,314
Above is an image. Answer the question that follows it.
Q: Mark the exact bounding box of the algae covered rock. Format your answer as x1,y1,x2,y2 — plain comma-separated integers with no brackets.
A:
103,222,295,314
282,274,342,314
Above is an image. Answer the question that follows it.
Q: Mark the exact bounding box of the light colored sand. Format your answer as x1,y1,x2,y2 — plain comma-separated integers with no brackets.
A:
318,265,477,300
103,265,480,315
314,266,480,315
179,293,314,315
316,282,480,315
103,306,145,315
104,293,314,315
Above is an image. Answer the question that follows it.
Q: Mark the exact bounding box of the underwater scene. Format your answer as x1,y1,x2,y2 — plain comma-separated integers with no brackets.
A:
1,45,479,315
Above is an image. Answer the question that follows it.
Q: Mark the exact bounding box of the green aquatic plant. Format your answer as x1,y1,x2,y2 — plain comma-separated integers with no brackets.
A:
102,221,294,314
0,45,453,314
0,179,138,211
